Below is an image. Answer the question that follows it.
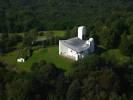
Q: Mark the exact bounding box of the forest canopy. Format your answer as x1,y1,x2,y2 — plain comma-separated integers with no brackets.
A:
0,0,133,32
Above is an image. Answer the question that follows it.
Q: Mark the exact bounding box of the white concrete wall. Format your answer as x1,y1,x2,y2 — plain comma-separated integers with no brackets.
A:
68,48,76,56
67,48,78,61
59,40,93,61
59,41,68,55
78,26,86,40
59,41,78,61
78,49,89,59
89,38,95,53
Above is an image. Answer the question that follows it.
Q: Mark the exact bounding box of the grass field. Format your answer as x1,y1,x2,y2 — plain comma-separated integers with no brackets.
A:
17,30,66,38
0,46,74,72
37,31,66,39
52,31,66,37
0,30,72,72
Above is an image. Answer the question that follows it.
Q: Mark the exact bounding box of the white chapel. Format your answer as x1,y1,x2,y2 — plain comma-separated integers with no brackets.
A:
59,26,95,61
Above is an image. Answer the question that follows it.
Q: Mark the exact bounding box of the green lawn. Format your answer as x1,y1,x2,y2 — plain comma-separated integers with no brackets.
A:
0,46,73,72
0,30,70,72
16,30,66,41
38,31,66,39
53,31,66,37
17,30,65,35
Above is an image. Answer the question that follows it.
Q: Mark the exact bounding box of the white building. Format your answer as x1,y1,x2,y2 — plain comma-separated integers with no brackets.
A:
59,26,95,61
17,58,25,63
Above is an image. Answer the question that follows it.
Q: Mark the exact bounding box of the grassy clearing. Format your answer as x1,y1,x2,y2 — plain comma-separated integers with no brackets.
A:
17,31,66,38
0,31,72,72
38,31,66,39
53,31,66,37
21,46,73,71
0,46,73,71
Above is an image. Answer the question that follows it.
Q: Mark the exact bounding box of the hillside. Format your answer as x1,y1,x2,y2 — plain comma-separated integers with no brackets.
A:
0,0,133,100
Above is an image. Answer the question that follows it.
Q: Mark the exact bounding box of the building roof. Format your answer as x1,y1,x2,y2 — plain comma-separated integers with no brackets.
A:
60,37,90,53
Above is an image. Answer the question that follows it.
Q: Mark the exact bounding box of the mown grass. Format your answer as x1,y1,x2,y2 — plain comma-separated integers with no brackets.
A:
53,31,66,37
0,46,73,72
21,46,73,71
17,31,66,37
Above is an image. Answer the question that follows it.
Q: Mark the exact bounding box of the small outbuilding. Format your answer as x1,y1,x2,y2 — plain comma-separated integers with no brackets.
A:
17,58,25,63
59,26,95,61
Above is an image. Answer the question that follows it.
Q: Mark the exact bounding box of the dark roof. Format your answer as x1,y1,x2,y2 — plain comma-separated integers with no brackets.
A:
60,37,90,53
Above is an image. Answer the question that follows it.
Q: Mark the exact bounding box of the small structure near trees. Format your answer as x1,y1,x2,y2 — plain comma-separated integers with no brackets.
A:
17,58,25,63
17,47,32,63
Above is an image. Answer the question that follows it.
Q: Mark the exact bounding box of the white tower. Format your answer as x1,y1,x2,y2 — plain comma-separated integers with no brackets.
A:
88,38,95,53
78,26,86,40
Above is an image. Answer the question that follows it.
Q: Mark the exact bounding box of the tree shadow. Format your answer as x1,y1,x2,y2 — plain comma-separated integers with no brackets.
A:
95,46,107,55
